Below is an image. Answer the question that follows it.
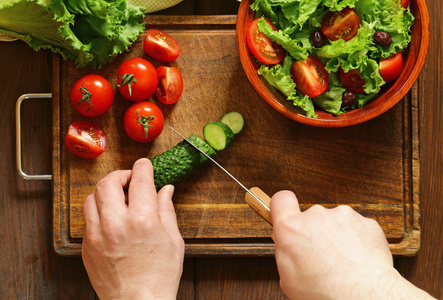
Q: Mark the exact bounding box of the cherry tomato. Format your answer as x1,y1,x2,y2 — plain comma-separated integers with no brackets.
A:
246,18,286,65
117,58,158,102
340,68,366,94
291,56,329,98
64,121,106,159
380,52,403,83
155,66,184,104
321,7,360,42
400,0,410,8
124,101,164,143
70,75,113,117
143,29,181,62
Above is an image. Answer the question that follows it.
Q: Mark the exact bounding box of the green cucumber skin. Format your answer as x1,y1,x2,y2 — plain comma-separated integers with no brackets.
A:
151,135,216,190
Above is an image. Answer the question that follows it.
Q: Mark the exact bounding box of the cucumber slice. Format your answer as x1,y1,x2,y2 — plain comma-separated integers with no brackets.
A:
203,122,234,151
151,135,216,190
220,111,245,134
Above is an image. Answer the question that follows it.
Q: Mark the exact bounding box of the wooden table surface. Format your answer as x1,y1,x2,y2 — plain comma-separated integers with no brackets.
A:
1,0,441,298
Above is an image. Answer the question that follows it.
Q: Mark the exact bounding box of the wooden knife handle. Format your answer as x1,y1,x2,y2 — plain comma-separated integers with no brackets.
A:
245,187,273,225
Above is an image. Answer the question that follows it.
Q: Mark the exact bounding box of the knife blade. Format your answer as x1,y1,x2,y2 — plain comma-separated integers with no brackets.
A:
168,125,273,225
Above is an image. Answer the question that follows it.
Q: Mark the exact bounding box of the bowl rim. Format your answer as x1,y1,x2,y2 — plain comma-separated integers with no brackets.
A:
236,0,430,127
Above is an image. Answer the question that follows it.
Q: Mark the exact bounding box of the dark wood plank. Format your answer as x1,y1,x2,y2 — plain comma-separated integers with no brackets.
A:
395,0,443,297
0,41,94,299
194,258,287,299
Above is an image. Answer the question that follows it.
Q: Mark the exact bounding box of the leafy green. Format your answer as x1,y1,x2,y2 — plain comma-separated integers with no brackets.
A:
257,55,317,118
0,0,145,68
250,0,414,117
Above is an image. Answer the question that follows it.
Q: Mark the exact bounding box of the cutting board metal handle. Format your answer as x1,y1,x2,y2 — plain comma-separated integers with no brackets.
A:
16,93,53,180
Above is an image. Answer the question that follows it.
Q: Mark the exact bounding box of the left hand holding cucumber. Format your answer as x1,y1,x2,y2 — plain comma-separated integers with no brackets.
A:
82,158,184,300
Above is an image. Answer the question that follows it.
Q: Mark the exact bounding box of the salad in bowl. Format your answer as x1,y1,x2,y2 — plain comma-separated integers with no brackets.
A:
237,0,429,126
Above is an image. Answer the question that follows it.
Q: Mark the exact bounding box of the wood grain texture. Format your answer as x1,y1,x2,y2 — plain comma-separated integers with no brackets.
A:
395,0,443,296
1,0,442,299
53,15,419,256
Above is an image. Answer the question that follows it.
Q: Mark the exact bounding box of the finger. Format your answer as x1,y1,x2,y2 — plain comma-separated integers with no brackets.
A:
83,193,100,229
270,190,301,224
128,158,158,214
95,170,132,217
157,185,184,249
82,194,103,254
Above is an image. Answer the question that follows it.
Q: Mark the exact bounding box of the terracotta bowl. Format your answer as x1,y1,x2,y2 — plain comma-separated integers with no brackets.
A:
236,0,429,127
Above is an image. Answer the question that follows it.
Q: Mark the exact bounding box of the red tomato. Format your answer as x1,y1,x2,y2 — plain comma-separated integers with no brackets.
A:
321,7,360,42
124,101,164,143
291,56,329,98
400,0,410,8
64,121,106,159
70,75,113,117
143,29,181,62
246,18,286,65
155,66,184,104
380,52,403,83
117,58,158,102
340,68,366,94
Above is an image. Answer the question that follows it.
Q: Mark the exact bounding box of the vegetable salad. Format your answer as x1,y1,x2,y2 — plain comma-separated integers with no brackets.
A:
250,0,415,117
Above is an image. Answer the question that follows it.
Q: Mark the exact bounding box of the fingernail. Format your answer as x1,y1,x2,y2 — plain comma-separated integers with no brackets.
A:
165,184,175,197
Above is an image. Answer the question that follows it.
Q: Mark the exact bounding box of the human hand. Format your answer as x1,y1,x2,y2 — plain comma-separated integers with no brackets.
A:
270,191,435,300
82,158,184,300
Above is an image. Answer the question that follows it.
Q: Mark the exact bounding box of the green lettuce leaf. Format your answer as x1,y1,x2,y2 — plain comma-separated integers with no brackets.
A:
355,0,414,58
311,72,346,115
257,17,309,61
257,56,317,118
0,0,145,68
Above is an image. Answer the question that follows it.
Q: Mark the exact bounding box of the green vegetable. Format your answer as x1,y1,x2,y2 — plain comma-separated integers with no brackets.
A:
151,135,216,190
203,122,234,151
220,111,245,135
0,0,145,69
250,0,414,117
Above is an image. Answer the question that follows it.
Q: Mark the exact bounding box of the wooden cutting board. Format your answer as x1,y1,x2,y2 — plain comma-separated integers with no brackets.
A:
53,15,420,256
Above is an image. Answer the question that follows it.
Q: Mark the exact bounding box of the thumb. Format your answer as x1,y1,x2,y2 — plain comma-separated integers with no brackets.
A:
270,190,301,224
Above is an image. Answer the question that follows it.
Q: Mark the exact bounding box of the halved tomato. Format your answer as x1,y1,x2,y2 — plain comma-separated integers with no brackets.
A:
143,29,181,62
380,52,403,83
321,7,360,42
155,66,184,104
340,68,366,94
246,18,285,65
291,56,329,98
400,0,410,8
65,121,106,159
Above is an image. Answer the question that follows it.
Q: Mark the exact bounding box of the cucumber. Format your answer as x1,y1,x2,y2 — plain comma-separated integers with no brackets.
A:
203,122,234,151
151,135,216,190
220,111,245,134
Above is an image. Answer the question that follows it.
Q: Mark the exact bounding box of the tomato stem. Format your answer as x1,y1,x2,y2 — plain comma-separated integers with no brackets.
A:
75,80,93,112
136,113,156,138
118,73,137,97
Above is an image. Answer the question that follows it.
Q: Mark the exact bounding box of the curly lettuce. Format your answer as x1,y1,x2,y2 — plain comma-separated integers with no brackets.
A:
250,0,414,117
257,55,317,118
0,0,145,68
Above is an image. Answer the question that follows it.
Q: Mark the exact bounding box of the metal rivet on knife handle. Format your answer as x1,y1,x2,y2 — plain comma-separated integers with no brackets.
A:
245,187,272,225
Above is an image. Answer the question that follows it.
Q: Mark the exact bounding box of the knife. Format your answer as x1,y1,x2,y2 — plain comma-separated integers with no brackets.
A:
168,125,273,225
